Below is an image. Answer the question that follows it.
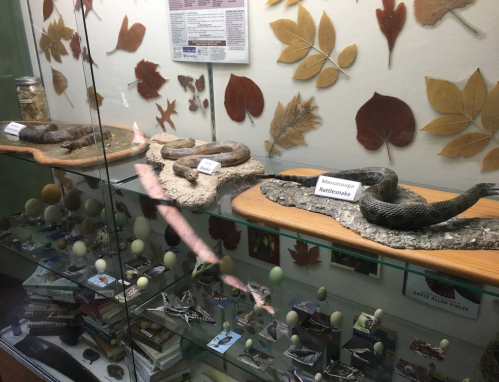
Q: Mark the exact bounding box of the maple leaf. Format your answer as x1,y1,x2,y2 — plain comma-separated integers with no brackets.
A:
209,216,241,251
356,92,415,161
43,0,54,21
39,16,73,63
139,194,160,220
414,0,478,34
133,60,167,99
115,201,132,218
376,0,406,67
70,32,80,59
224,74,264,124
87,85,103,110
265,93,321,158
289,240,321,267
155,99,177,131
108,15,146,53
75,0,100,20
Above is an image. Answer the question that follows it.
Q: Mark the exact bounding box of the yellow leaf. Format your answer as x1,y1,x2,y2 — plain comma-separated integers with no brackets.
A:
51,44,61,63
420,114,470,135
463,69,487,119
52,67,68,95
482,147,499,172
53,16,64,41
293,54,326,80
265,0,282,4
265,140,281,157
426,77,463,114
285,0,299,5
481,82,499,135
316,67,339,88
270,102,286,139
338,44,357,68
438,132,489,158
318,11,335,55
298,4,315,44
270,19,301,45
44,50,51,62
62,26,74,41
39,27,50,50
278,42,310,63
277,128,306,148
87,85,104,110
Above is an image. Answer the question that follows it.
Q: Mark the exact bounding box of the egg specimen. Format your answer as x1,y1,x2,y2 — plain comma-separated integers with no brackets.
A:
100,208,112,223
373,342,384,355
223,322,230,331
137,277,148,290
119,239,128,252
245,339,253,349
84,198,103,218
95,259,107,273
134,216,151,241
163,251,177,268
315,374,322,382
374,309,383,322
286,311,299,327
131,239,145,256
291,335,301,347
330,311,343,329
81,218,94,235
268,266,283,286
219,255,234,274
73,241,87,257
44,205,61,224
316,287,327,301
41,184,61,205
25,233,33,241
0,217,10,231
61,217,75,232
164,225,181,246
440,339,450,353
64,189,81,212
25,198,42,217
253,303,264,316
96,228,110,245
141,321,151,329
58,239,67,250
114,212,127,228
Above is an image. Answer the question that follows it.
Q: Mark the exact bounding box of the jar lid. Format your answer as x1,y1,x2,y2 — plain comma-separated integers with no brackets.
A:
15,76,42,85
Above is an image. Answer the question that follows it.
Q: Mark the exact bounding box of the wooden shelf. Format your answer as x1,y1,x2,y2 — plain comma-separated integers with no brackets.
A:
232,168,499,288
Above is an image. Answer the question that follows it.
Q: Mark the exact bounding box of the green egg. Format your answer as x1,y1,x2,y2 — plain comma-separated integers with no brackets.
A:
131,239,145,255
25,198,42,217
115,212,128,228
133,216,151,241
73,241,87,257
291,335,301,347
84,198,103,218
163,251,177,268
269,266,283,286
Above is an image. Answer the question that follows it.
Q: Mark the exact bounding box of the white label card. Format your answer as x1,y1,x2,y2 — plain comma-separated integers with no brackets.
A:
314,175,362,202
4,122,26,136
141,329,153,338
197,158,221,175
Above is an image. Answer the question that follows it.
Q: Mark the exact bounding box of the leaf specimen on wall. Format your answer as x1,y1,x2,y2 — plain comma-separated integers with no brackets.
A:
155,99,177,131
131,60,167,100
376,0,406,67
87,85,103,110
43,0,54,21
39,16,73,63
51,67,73,108
70,32,80,59
422,69,499,172
115,201,132,218
75,0,101,21
139,194,160,220
356,92,415,161
209,216,241,251
82,47,96,66
178,75,209,115
107,16,146,53
224,74,264,124
265,94,321,158
414,0,478,34
265,0,299,6
270,4,357,88
289,240,321,267
84,178,100,189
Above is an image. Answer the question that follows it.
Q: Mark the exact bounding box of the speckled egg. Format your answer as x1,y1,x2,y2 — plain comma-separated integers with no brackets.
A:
268,266,283,286
64,189,81,212
114,212,127,228
96,228,110,245
119,239,128,252
316,287,327,302
81,218,94,235
25,198,42,217
164,225,180,246
219,255,234,275
163,251,177,268
44,205,61,224
41,184,61,205
291,335,301,347
84,198,103,218
73,241,87,257
137,277,148,290
131,239,145,256
58,239,67,250
134,216,151,241
286,311,299,327
0,217,10,231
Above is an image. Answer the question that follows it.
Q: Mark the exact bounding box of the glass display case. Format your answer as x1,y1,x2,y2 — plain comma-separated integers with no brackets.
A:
1,1,499,382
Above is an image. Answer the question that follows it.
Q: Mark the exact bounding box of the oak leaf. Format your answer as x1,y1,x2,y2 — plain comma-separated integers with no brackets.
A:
376,0,406,67
39,16,73,63
224,74,264,123
356,92,415,161
463,69,487,119
438,132,489,158
87,85,103,110
75,0,100,20
108,16,146,53
414,0,475,29
43,0,54,21
155,99,177,131
289,240,321,267
482,148,499,172
481,82,499,135
51,67,73,108
209,216,241,251
133,60,167,99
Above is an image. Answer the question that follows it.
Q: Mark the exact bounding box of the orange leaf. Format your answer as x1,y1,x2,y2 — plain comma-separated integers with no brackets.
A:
482,147,499,172
155,99,177,131
108,15,146,53
414,0,474,26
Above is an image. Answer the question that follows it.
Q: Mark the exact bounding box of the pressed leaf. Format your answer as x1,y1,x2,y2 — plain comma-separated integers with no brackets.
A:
297,4,315,45
376,0,406,67
82,47,96,66
75,0,100,20
426,77,463,114
316,67,338,88
270,19,301,45
356,92,415,161
293,54,326,80
318,12,335,56
414,0,474,26
278,42,311,63
155,99,177,131
139,194,160,220
115,201,132,219
482,147,499,172
108,16,146,53
481,82,499,135
209,216,241,251
43,0,54,21
277,128,307,147
265,140,281,157
285,0,300,5
463,69,487,119
224,74,264,123
420,114,470,135
38,16,73,63
133,59,167,99
203,99,209,108
289,240,321,267
87,85,103,110
438,132,489,158
337,44,357,68
70,32,80,59
189,99,198,112
265,0,283,4
51,67,73,107
178,75,193,90
195,75,205,92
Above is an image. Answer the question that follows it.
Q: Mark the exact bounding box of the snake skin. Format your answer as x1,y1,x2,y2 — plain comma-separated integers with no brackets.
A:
19,124,94,144
262,167,499,230
160,138,251,181
60,130,112,150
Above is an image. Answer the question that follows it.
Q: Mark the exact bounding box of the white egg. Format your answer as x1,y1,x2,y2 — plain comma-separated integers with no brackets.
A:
286,311,299,327
330,311,343,329
131,239,145,256
373,342,384,355
163,251,177,268
95,259,107,273
315,373,322,382
133,216,151,241
374,309,384,321
73,241,87,257
137,277,148,290
25,198,42,217
291,335,301,347
245,339,253,349
44,205,61,224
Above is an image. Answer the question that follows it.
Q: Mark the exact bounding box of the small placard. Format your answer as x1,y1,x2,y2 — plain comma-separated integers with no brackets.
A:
4,122,26,136
197,158,221,175
141,329,153,338
314,175,362,202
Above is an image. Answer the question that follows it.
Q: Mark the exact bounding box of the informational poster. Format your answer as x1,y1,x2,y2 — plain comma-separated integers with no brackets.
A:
167,0,249,63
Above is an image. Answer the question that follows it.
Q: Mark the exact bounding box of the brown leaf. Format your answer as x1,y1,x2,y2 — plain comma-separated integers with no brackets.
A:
155,99,177,131
463,69,487,119
75,0,99,20
108,16,146,53
82,47,96,66
115,201,132,219
426,77,463,114
356,92,415,161
224,74,264,123
265,140,281,157
195,75,205,92
481,82,499,135
289,240,321,267
482,147,499,172
53,169,73,191
208,216,241,251
84,178,100,189
70,32,80,59
270,19,301,45
376,0,406,67
178,75,193,90
278,42,311,63
420,115,470,135
134,59,167,99
39,16,73,63
87,85,103,110
139,194,160,220
297,4,315,45
337,44,357,68
414,0,474,26
203,99,209,108
438,132,489,158
43,0,54,21
318,11,335,56
316,67,338,88
293,54,326,80
189,99,198,112
51,67,68,95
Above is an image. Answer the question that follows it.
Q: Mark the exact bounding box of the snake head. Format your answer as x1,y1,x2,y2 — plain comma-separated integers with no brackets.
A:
185,170,199,181
60,141,72,149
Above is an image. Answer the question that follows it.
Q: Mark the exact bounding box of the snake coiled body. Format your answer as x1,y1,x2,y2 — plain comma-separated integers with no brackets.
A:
19,124,94,143
160,139,251,181
60,130,112,151
262,167,499,230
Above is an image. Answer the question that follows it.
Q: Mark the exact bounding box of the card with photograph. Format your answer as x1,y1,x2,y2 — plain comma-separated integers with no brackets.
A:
324,361,364,382
394,358,432,382
300,313,333,337
283,345,321,366
330,242,381,278
247,226,280,265
115,284,143,303
206,292,234,309
288,296,318,314
353,312,381,335
87,274,116,288
248,281,271,300
198,272,220,286
124,256,153,270
410,338,446,362
235,306,255,328
22,241,42,251
341,337,377,364
280,367,316,382
207,330,241,354
259,320,288,341
237,348,274,371
144,265,168,278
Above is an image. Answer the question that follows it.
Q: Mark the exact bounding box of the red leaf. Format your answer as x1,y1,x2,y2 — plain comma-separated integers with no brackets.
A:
189,99,198,112
224,74,264,123
208,216,241,251
84,177,100,189
82,47,96,66
376,0,406,67
156,99,177,131
188,83,196,93
108,15,146,53
115,201,132,218
195,75,205,92
289,240,321,267
115,189,124,197
43,0,54,21
139,194,160,220
75,0,98,19
70,33,81,59
356,92,415,161
203,99,209,108
134,60,167,99
178,75,193,90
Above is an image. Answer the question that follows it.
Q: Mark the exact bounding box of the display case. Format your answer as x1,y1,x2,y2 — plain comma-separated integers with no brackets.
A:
1,1,499,382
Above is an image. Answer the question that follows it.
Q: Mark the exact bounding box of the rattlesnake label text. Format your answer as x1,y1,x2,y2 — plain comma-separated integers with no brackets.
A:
314,175,362,202
197,158,222,175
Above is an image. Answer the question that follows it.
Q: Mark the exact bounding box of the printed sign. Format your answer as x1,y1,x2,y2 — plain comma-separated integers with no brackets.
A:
314,175,362,202
4,122,26,135
197,158,221,175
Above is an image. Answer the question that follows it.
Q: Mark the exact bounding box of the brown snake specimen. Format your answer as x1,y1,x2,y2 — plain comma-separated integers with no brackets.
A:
61,130,112,150
160,138,251,181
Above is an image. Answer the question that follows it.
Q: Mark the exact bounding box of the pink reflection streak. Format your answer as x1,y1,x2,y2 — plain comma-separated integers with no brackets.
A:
219,275,248,293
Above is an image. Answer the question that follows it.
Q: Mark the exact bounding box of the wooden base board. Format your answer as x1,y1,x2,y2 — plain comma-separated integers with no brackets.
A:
232,168,499,288
0,347,44,382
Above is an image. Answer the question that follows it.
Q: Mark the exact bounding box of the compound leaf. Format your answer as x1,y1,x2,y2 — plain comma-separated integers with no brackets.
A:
438,132,489,158
463,68,487,119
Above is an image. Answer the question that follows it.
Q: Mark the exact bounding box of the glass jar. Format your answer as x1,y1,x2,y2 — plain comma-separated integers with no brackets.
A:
16,76,50,121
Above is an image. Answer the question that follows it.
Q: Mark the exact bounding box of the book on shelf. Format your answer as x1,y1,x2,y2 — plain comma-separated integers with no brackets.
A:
134,337,182,370
28,294,79,309
130,318,176,352
74,287,121,317
92,334,125,361
83,313,128,336
23,266,78,292
24,303,79,315
26,290,76,303
102,307,127,326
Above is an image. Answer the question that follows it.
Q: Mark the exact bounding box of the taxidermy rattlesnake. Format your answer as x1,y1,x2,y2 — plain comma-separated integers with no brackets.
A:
160,138,251,181
260,167,499,230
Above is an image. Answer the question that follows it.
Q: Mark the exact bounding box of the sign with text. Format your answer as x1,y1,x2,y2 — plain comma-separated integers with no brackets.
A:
197,158,221,175
314,175,362,202
4,122,26,136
